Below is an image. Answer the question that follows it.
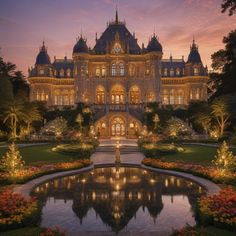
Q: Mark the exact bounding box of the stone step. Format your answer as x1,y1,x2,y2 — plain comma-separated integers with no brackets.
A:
96,146,140,154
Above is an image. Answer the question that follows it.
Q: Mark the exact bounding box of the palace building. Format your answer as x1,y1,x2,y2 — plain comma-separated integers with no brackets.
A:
28,11,208,138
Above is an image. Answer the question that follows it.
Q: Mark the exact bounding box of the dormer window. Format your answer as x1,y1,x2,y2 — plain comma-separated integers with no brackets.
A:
170,68,174,77
66,69,71,77
60,69,64,77
39,69,44,75
176,68,180,76
194,68,199,75
164,68,168,76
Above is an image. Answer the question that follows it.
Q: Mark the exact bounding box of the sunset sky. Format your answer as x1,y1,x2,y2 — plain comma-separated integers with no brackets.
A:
0,0,235,75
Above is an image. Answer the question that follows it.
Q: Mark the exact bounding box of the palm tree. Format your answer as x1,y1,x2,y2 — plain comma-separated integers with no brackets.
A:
3,100,25,139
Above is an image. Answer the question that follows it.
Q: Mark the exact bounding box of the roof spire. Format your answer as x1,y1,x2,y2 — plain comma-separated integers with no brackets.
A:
115,5,118,24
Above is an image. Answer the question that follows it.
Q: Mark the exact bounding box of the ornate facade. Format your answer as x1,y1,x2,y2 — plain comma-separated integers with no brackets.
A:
28,11,208,138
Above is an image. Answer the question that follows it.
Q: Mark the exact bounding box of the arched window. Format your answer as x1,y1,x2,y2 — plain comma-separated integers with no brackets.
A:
170,68,174,77
95,67,100,77
111,84,125,104
120,63,124,76
112,64,117,76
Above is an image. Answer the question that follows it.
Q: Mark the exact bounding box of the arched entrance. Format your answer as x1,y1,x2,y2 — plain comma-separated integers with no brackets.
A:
110,117,126,137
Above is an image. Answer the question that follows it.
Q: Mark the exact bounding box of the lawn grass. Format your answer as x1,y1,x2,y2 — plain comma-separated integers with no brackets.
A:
159,144,236,166
0,144,78,166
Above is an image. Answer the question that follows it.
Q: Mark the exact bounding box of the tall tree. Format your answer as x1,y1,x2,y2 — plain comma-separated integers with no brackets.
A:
222,0,236,15
24,103,42,134
211,30,236,97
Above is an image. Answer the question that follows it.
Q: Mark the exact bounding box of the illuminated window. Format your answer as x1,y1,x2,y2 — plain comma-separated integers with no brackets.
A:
130,86,140,104
130,122,134,128
60,69,64,77
112,64,117,76
129,64,135,76
101,123,106,128
96,86,105,104
39,69,44,75
176,68,180,76
196,88,200,99
101,66,106,77
66,69,71,77
163,90,169,104
120,63,124,76
170,89,175,104
190,90,193,100
177,90,184,104
194,68,199,75
95,67,100,77
164,68,168,76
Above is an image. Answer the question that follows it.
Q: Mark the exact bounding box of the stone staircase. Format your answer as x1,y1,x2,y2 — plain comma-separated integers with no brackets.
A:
96,145,140,154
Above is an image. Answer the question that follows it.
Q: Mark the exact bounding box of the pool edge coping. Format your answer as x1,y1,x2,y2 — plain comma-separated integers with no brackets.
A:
14,162,220,198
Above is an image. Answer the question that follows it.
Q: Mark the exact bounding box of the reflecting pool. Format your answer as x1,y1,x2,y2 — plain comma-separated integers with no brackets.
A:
32,166,205,235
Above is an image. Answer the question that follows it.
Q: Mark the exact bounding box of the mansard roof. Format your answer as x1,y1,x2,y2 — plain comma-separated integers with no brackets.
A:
35,41,51,65
187,40,202,64
53,57,74,71
93,11,141,54
161,58,185,69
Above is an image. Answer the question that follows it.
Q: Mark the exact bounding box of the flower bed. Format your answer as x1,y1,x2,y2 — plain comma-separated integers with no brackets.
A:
142,158,236,185
197,187,236,230
40,227,66,236
0,159,92,185
0,190,39,231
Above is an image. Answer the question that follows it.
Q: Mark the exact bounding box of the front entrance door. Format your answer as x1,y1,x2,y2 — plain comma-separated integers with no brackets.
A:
111,117,126,136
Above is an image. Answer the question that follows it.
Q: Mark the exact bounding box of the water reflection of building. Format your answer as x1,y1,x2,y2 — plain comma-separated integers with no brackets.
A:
33,167,204,233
